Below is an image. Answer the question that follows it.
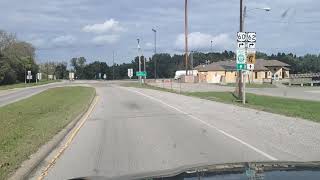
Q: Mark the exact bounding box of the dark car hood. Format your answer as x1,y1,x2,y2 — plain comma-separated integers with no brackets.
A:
70,161,320,180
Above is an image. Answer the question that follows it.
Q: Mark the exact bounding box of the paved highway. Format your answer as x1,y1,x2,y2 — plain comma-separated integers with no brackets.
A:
30,82,320,179
0,82,67,107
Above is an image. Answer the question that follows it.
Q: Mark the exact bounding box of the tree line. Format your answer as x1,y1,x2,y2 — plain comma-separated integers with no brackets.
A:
69,50,320,80
1,29,319,84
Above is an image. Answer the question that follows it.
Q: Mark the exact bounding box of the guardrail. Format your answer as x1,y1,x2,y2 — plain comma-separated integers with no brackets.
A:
290,73,320,78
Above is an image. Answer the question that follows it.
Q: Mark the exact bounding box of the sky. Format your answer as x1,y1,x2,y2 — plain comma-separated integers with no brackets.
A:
0,0,319,65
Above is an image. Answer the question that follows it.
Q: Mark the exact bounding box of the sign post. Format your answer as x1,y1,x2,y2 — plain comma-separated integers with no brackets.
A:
236,32,256,104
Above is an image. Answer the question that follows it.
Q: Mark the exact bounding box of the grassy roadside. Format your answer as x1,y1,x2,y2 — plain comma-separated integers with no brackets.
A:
221,83,276,88
0,80,61,91
0,86,95,179
122,82,320,123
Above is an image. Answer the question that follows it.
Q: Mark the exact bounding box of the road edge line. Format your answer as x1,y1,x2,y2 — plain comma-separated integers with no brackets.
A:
121,87,278,161
8,89,98,180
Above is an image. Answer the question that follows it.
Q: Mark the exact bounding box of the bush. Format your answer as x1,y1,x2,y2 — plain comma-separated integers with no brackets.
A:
1,70,17,85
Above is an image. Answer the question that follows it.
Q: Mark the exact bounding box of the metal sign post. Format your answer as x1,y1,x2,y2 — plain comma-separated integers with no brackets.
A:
236,31,256,104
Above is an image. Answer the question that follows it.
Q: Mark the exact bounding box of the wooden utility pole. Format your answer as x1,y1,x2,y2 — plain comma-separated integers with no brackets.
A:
185,0,189,76
237,0,244,100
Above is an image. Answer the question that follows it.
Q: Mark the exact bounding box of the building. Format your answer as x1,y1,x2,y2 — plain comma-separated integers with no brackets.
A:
194,59,290,84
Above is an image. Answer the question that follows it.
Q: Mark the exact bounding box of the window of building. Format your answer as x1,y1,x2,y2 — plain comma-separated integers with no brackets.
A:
265,72,267,78
255,72,258,79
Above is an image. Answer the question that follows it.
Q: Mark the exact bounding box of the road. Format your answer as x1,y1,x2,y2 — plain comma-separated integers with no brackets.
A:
148,81,320,101
0,82,67,107
29,81,320,179
0,80,102,107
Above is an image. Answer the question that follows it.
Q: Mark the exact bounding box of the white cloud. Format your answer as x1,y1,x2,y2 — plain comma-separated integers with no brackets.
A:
92,35,119,44
52,35,76,44
82,19,125,34
28,38,46,48
175,32,234,51
145,42,153,47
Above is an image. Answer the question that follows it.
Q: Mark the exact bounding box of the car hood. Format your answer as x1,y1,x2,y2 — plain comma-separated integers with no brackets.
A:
69,161,320,180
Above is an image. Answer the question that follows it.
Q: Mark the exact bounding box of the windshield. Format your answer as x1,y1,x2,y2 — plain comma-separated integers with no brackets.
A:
0,0,320,180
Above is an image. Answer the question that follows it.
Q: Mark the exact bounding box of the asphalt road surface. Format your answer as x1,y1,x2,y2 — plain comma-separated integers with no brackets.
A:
0,82,67,107
30,82,320,179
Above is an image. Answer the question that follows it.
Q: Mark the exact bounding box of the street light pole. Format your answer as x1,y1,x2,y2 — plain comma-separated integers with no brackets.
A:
185,0,189,76
211,40,213,52
137,38,142,85
152,28,157,80
112,51,115,80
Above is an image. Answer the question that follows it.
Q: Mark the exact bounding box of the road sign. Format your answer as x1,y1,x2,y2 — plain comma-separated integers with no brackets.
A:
37,73,42,80
237,42,246,49
247,42,256,49
237,32,247,42
27,75,32,80
247,50,256,64
27,71,31,76
128,68,133,78
247,64,254,70
136,71,146,77
246,32,256,42
237,64,246,70
236,49,246,64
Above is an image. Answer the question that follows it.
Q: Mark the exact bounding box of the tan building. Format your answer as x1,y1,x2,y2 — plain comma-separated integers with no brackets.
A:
194,59,290,84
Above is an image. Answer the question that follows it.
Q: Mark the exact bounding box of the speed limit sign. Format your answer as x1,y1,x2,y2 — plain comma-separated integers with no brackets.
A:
237,32,247,42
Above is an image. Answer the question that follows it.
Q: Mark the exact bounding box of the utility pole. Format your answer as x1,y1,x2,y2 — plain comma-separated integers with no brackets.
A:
46,60,49,81
152,28,157,80
185,0,189,76
144,57,146,80
137,38,142,85
112,51,115,80
237,0,244,101
211,40,213,52
190,51,194,75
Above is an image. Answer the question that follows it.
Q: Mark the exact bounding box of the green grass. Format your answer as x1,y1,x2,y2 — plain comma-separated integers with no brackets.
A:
0,86,95,179
185,91,320,122
0,80,61,91
123,82,320,123
222,83,276,88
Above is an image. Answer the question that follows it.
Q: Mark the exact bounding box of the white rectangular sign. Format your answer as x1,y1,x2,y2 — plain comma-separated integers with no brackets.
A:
246,32,256,42
128,69,133,78
237,32,247,42
27,71,31,76
247,64,254,70
247,42,256,49
37,73,42,80
237,42,246,49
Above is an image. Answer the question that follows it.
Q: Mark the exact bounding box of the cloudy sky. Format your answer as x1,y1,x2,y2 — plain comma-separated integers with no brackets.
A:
0,0,319,64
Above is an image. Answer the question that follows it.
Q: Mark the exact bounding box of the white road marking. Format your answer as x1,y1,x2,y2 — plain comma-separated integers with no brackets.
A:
122,87,278,161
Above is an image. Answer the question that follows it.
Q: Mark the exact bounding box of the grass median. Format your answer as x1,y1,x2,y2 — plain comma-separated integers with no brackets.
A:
0,86,95,179
122,82,320,123
0,80,61,91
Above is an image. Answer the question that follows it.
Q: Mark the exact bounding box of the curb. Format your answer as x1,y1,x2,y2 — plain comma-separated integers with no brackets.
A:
8,89,97,180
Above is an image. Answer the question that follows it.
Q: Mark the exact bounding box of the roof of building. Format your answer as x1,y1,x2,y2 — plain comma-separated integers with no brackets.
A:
194,59,290,72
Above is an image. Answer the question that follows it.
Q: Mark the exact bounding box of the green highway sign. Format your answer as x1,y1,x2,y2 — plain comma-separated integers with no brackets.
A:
237,64,247,70
136,71,147,77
